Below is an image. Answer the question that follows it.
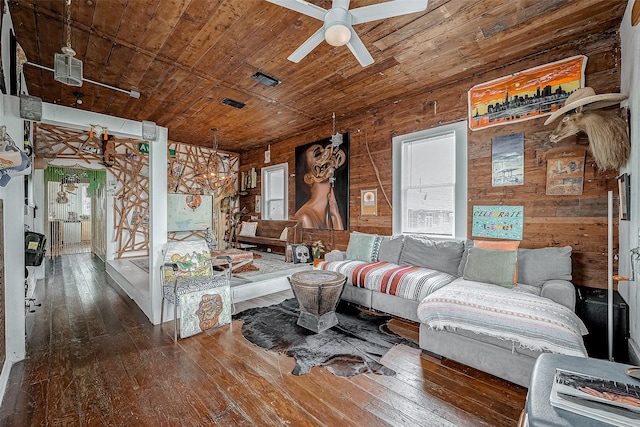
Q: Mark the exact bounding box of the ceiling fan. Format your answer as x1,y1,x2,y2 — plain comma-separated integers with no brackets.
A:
267,0,428,67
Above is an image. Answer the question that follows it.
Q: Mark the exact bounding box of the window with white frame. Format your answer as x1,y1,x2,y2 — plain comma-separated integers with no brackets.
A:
261,162,288,220
392,121,467,239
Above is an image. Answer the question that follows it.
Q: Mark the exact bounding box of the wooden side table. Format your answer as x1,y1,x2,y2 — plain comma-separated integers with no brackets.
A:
289,270,346,333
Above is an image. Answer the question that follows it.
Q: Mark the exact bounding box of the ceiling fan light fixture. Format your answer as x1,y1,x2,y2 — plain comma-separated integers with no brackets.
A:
325,23,351,46
324,7,353,47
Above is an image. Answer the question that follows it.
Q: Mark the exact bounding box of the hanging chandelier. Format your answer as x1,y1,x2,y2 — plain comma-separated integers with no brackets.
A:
194,128,233,195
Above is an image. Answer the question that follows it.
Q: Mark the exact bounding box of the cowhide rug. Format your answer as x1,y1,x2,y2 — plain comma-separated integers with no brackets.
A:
233,298,418,378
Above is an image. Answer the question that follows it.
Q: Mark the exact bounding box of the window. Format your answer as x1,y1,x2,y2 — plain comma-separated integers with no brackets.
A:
261,163,288,220
392,121,467,239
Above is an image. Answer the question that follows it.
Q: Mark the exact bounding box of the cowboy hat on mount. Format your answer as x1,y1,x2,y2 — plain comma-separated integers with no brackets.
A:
544,87,627,125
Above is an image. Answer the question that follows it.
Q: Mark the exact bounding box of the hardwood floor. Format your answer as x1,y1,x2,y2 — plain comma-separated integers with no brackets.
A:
0,254,526,426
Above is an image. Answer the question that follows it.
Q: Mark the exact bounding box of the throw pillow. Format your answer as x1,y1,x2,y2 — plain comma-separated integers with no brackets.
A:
291,244,313,264
473,239,520,251
473,239,520,285
279,227,289,241
399,235,464,276
517,246,572,287
463,247,517,288
377,235,404,264
346,232,381,262
238,222,258,237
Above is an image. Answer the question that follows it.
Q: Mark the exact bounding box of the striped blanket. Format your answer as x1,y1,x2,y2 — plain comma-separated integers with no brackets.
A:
417,279,588,357
317,260,456,302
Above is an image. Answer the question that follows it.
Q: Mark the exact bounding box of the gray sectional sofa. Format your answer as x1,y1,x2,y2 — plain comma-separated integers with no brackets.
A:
320,234,584,387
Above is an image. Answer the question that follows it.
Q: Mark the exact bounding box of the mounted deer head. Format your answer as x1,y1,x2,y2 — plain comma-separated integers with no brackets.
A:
549,110,630,171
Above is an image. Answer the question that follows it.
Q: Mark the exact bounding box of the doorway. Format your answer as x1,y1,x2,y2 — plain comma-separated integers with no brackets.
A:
44,166,105,257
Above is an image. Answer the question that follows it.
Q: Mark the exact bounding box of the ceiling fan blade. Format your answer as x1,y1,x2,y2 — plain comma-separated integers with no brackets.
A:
346,29,374,67
288,27,326,63
266,0,326,21
351,0,428,25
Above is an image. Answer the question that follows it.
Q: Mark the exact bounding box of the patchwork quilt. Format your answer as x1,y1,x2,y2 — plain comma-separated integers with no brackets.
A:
317,260,456,302
417,279,589,357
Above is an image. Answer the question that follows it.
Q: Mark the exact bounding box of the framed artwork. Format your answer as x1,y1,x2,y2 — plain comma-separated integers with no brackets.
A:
291,244,313,264
179,285,231,338
468,55,587,131
167,193,213,232
492,133,524,186
546,154,585,196
472,205,524,240
618,173,630,221
361,189,377,216
161,240,213,283
294,133,349,230
255,195,261,213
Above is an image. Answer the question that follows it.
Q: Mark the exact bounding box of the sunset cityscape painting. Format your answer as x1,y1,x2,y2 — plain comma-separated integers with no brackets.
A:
468,55,587,131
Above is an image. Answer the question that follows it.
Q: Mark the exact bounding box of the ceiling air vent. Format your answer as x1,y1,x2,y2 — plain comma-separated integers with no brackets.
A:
221,98,246,109
251,72,281,87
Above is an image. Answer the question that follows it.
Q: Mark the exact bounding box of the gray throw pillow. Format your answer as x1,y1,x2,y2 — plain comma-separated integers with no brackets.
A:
377,235,404,264
346,232,381,262
399,235,464,276
463,247,517,288
517,246,572,287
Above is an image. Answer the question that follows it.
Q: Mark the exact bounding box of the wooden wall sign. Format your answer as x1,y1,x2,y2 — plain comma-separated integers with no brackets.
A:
471,205,524,240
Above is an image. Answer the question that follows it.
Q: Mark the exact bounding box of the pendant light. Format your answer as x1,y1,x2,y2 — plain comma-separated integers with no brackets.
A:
54,0,83,87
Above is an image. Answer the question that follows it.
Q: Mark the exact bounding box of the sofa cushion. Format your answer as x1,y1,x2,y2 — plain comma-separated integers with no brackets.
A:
399,235,464,277
377,235,404,264
463,247,517,288
317,260,455,302
517,246,572,287
417,279,588,357
346,232,381,262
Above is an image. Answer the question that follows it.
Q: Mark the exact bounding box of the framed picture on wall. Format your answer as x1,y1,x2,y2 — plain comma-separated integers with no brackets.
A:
294,134,350,230
618,173,630,221
255,195,261,213
546,155,585,196
361,189,377,216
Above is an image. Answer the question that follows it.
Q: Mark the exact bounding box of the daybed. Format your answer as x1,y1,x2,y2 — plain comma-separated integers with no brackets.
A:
318,233,587,387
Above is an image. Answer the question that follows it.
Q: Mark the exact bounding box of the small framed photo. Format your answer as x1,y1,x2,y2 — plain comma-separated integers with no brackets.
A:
291,244,313,264
618,173,630,221
255,195,261,213
360,189,377,216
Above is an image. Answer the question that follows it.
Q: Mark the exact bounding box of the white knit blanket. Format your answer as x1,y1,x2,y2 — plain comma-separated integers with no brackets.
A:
417,279,589,357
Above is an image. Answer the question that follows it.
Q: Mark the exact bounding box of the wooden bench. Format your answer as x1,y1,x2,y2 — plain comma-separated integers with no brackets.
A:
235,219,302,253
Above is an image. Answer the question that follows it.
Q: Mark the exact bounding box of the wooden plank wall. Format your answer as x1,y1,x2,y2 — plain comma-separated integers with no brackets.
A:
239,30,622,289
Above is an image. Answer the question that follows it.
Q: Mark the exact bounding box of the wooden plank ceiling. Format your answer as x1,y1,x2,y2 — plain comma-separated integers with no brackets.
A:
9,0,627,152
